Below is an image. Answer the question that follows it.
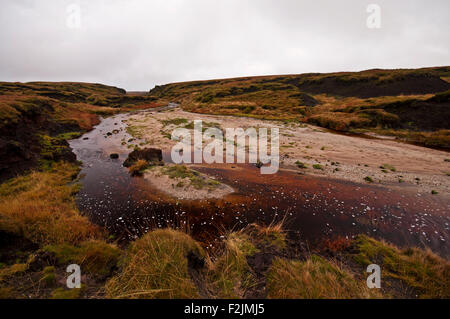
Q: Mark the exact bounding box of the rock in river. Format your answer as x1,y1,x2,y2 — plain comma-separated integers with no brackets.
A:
123,148,163,167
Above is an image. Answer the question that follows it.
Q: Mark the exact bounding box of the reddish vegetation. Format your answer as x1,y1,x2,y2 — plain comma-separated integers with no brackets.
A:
318,236,352,254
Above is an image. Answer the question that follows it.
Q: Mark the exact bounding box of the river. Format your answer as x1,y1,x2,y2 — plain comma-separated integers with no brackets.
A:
69,107,450,255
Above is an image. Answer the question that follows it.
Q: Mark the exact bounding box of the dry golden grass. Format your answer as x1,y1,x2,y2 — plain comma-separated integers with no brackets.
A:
384,129,450,148
266,256,381,299
0,162,102,245
149,68,449,148
245,222,286,249
128,159,149,176
105,229,204,299
352,235,450,298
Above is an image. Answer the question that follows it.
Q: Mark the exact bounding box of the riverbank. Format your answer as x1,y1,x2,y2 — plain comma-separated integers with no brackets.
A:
126,108,450,196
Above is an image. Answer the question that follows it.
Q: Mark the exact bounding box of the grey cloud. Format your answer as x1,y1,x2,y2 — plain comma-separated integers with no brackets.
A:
0,0,448,91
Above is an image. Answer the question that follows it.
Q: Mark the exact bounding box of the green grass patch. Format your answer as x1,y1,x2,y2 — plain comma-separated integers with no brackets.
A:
162,165,220,190
295,161,308,169
380,164,397,172
43,241,122,276
364,176,374,183
208,232,258,298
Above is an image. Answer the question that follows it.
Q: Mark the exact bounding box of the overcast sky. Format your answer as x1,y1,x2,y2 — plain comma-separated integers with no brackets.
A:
0,0,449,91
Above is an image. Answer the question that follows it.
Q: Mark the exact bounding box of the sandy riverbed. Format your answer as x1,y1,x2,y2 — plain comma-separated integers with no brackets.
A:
125,108,450,196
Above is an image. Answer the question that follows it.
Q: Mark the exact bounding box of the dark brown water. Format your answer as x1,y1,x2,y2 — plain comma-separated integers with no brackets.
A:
70,111,450,255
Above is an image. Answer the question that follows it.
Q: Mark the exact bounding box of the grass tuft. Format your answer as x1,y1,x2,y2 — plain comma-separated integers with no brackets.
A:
266,256,381,299
43,241,122,277
208,231,258,298
0,162,102,245
105,229,204,299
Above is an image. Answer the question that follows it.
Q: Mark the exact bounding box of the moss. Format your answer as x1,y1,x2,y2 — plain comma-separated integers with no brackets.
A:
43,266,55,274
56,132,82,140
312,164,323,170
160,118,189,126
263,231,286,250
51,286,86,299
43,241,121,277
0,263,27,281
380,164,396,172
126,125,146,138
39,134,72,161
295,161,308,169
41,266,56,287
364,176,374,183
162,165,220,190
245,224,286,250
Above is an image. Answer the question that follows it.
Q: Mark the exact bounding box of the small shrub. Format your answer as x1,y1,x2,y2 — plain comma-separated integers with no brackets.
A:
380,164,396,172
295,161,307,169
129,160,149,176
364,176,374,183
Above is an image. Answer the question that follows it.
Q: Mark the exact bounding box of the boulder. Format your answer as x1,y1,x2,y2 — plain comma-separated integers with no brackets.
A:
123,148,163,167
